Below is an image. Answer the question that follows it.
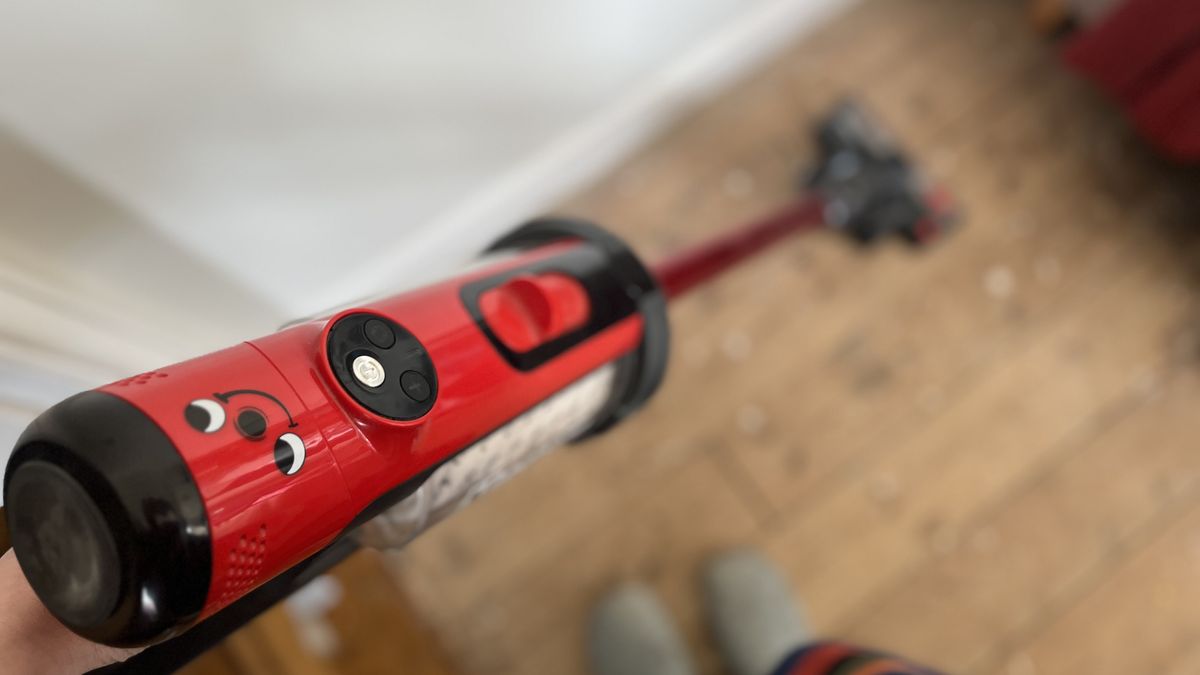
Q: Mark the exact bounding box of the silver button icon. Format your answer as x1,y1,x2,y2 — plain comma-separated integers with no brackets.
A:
352,355,386,388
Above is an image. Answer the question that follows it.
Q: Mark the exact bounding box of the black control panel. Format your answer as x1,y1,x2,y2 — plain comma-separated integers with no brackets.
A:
326,313,438,421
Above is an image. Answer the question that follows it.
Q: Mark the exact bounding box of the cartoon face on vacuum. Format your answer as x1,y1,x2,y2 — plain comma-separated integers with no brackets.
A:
183,391,307,477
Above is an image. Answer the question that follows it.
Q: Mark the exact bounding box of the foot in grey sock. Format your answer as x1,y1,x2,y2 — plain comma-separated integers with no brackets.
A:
702,549,810,675
587,583,697,675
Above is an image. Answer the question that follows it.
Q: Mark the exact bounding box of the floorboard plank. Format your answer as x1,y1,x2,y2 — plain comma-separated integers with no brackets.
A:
1017,501,1200,675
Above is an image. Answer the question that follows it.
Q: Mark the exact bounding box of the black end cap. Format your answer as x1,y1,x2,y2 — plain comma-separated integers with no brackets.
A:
3,391,211,647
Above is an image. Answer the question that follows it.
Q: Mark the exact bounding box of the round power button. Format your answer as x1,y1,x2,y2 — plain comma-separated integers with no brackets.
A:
400,370,431,402
364,319,396,349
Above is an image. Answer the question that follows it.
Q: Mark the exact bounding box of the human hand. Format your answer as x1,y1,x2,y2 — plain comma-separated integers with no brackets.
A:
0,550,139,674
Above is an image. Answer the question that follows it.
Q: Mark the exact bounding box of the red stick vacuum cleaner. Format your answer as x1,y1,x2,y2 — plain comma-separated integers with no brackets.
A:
2,102,954,668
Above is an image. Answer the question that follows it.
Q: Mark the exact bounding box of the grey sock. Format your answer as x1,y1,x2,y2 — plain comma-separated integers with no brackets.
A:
587,583,697,675
702,549,810,675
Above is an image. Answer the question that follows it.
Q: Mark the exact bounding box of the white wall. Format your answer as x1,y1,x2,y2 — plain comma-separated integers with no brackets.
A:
0,0,849,317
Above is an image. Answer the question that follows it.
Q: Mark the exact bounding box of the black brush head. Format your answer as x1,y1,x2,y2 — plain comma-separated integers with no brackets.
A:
806,100,958,245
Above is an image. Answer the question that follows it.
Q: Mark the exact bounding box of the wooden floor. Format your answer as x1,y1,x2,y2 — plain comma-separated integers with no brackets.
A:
193,0,1200,673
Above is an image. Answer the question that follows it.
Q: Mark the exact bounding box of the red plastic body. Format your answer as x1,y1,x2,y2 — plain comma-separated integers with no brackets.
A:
97,241,642,617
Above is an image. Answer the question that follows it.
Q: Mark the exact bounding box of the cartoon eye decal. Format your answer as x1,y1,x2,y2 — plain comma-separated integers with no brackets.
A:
234,408,268,440
274,433,307,476
185,398,226,433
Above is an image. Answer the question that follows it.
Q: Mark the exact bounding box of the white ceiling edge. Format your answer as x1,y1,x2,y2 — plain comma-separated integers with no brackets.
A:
307,0,856,314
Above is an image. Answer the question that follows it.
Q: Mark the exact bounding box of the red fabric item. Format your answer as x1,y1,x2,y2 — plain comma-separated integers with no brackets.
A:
1130,49,1200,159
1062,0,1200,160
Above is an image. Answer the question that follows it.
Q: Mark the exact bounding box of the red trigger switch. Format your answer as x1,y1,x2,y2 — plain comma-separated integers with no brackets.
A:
479,273,591,353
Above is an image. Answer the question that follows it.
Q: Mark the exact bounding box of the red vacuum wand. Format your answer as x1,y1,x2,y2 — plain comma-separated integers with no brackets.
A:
653,197,828,300
2,102,954,662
